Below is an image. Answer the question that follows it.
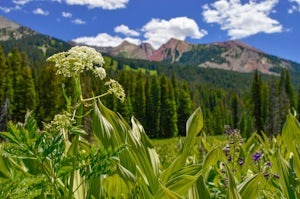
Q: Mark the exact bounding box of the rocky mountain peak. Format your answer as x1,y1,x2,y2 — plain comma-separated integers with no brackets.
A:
0,16,36,41
148,38,192,62
0,16,20,30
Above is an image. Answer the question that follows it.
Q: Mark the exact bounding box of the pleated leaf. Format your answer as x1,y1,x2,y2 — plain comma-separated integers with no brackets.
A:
188,175,210,199
225,163,242,199
161,107,203,182
238,174,262,199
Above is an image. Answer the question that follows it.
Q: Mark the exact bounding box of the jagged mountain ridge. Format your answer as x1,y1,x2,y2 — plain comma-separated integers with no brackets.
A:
96,37,300,74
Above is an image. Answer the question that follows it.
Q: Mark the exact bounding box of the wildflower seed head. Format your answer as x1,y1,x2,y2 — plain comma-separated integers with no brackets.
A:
105,79,126,102
47,46,105,78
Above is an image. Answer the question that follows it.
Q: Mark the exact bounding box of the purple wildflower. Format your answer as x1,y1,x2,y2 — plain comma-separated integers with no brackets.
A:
228,156,232,162
252,152,262,162
223,145,230,155
238,157,244,166
266,161,271,167
263,173,270,178
274,174,280,179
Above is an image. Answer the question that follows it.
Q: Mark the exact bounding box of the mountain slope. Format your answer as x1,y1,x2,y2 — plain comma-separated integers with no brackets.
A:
0,16,71,62
94,38,300,74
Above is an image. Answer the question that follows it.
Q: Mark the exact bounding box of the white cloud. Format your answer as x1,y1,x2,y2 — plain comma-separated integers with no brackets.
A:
72,17,207,49
33,8,49,16
202,0,282,39
62,11,72,18
64,0,129,10
72,18,86,24
142,17,207,49
73,33,141,47
0,5,21,13
114,25,140,36
289,0,300,13
12,0,31,5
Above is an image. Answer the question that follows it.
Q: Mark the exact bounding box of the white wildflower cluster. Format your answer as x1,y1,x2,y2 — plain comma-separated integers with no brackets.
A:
47,46,106,79
105,79,126,102
44,111,74,132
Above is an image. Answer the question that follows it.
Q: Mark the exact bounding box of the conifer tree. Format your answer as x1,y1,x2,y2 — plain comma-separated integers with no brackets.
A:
8,48,23,122
133,71,146,126
231,93,239,129
0,46,12,104
0,46,12,130
278,69,294,128
36,64,65,123
160,74,178,137
266,77,280,135
177,82,193,135
251,70,264,134
146,75,161,137
284,69,295,108
20,52,36,111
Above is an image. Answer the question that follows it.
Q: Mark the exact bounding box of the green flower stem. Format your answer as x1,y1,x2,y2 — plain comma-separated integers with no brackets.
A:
69,76,82,199
80,92,110,102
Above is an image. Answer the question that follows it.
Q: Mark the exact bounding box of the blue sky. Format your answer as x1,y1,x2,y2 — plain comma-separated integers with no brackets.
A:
0,0,300,63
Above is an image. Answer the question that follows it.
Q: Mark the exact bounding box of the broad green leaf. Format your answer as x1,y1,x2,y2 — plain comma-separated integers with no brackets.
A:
282,113,300,179
156,181,183,199
102,173,134,199
238,174,262,199
156,165,202,198
225,163,242,199
202,147,220,174
93,101,160,196
161,107,203,182
73,170,85,199
188,175,210,199
271,149,297,199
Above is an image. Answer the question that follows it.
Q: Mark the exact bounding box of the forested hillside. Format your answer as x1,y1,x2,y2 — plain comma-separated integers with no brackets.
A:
0,45,299,138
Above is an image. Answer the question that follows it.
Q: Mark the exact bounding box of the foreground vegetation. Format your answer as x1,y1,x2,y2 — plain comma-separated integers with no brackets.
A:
0,47,299,198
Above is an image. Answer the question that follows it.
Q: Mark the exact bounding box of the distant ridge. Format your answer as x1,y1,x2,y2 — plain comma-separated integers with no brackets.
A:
86,37,300,74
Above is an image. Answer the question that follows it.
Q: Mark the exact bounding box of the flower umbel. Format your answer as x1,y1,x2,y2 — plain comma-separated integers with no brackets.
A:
47,46,105,78
105,79,126,102
44,111,74,132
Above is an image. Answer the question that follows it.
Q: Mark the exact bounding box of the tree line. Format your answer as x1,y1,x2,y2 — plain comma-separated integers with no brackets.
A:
0,46,299,138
